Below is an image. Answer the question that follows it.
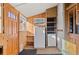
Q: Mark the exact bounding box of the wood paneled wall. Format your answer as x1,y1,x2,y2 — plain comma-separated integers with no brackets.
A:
46,6,57,17
19,13,27,52
65,3,79,55
64,3,76,55
19,31,27,52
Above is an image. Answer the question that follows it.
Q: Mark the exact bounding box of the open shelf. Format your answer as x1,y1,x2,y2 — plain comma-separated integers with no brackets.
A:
47,17,57,34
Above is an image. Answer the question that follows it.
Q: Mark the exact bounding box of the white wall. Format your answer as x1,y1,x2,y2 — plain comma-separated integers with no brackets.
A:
11,3,57,17
57,3,65,52
19,14,27,52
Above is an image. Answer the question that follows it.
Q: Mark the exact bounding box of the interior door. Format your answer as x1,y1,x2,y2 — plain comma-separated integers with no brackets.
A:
3,4,19,55
34,26,45,48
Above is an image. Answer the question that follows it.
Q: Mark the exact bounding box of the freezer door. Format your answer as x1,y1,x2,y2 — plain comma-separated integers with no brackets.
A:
34,26,45,48
48,34,56,46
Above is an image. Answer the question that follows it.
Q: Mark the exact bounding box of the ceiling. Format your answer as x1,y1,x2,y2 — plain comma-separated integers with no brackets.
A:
11,3,57,17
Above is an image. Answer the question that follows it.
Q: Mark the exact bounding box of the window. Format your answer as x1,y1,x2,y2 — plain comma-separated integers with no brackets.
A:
76,12,79,34
8,12,16,20
68,8,76,34
69,14,73,33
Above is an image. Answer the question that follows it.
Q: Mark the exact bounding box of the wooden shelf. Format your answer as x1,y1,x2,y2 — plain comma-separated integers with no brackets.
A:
27,42,34,46
27,39,34,42
26,46,34,48
47,22,56,23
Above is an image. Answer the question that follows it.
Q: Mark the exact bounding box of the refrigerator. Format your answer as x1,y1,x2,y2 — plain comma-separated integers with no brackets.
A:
34,26,45,48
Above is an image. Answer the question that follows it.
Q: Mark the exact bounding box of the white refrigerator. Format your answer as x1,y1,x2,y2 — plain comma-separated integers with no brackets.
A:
34,26,45,48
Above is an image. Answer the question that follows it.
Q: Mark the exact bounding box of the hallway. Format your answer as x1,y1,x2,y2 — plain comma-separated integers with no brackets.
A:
0,3,79,55
19,48,62,55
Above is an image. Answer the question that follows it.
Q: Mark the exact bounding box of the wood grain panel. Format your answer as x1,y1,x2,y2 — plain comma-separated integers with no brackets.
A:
3,3,19,55
65,3,79,55
46,6,57,17
19,31,27,52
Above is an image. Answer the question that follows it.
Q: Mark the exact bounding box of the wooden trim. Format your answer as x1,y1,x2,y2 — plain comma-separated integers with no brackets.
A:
66,4,76,10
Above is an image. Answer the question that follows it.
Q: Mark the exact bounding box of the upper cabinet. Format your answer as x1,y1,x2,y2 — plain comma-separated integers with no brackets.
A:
46,6,57,17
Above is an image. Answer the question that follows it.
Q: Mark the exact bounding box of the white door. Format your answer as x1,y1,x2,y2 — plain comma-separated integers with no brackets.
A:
34,26,45,48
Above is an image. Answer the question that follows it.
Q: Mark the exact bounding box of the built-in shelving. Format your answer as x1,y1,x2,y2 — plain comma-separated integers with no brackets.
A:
47,17,57,34
26,36,34,48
